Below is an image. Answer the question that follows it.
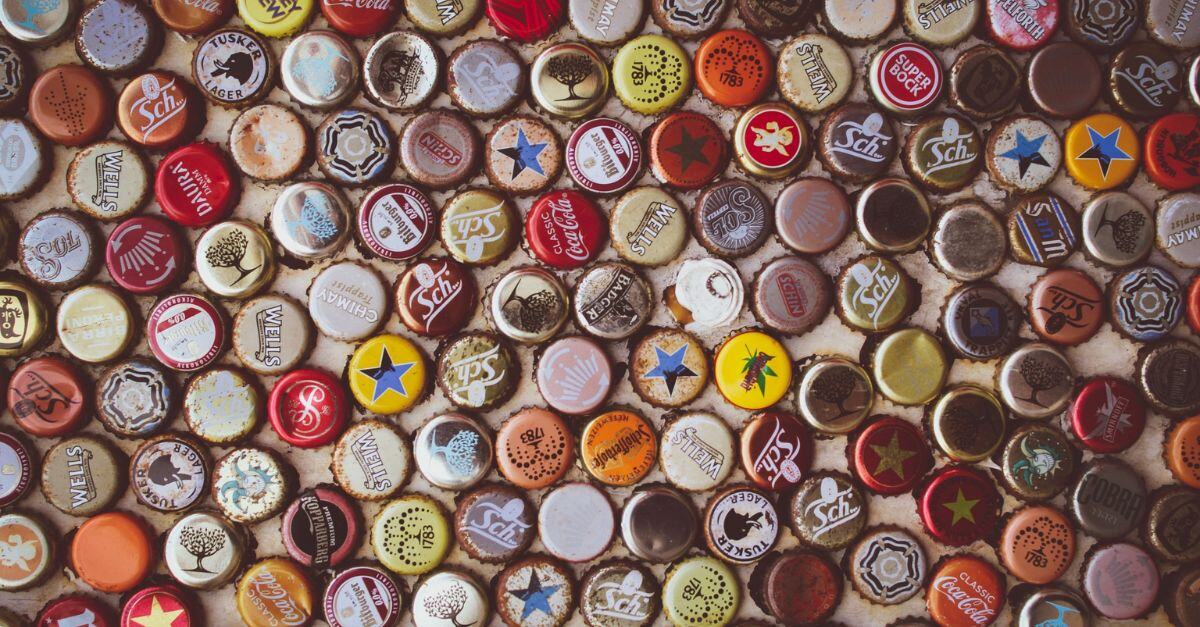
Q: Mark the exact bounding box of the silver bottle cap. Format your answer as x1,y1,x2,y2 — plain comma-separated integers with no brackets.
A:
270,181,351,260
490,266,569,344
413,412,493,490
164,510,245,589
0,0,75,45
363,30,440,111
280,30,359,109
620,486,698,563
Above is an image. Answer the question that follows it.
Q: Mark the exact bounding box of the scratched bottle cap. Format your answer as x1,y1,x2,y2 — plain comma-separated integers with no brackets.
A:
439,189,515,266
835,255,913,333
447,40,523,117
824,0,894,41
566,117,643,194
995,343,1074,421
662,556,739,626
1065,0,1137,49
1148,0,1200,48
356,183,434,262
308,261,388,341
320,0,396,36
930,202,1005,282
331,419,409,501
1007,192,1079,267
1064,113,1140,190
231,294,312,376
41,434,122,515
1027,40,1099,118
212,447,290,523
620,486,696,563
373,493,451,575
774,178,850,255
164,510,245,589
580,560,660,625
789,471,866,550
926,555,1004,625
659,411,733,492
0,512,51,590
1081,542,1158,619
1108,265,1183,342
985,115,1061,193
75,0,160,75
574,262,652,341
436,332,517,410
609,187,688,267
816,103,896,183
56,284,133,364
237,0,313,37
846,526,926,605
1166,564,1200,627
663,258,743,333
733,103,810,180
18,209,100,290
270,182,349,261
1028,268,1102,346
612,34,692,115
0,430,31,507
1109,42,1183,118
795,357,872,435
739,412,811,491
1136,339,1200,416
868,41,943,116
0,280,44,359
530,42,609,119
0,120,41,202
181,367,257,445
281,486,360,569
95,359,172,441
694,179,771,257
490,266,568,344
703,483,779,563
157,143,238,228
69,141,148,221
268,367,349,447
903,114,982,192
362,31,439,111
315,108,394,186
0,0,75,45
581,411,657,486
228,104,308,181
948,44,1019,120
850,415,932,496
453,484,534,562
1069,457,1145,540
651,0,728,37
694,30,771,107
117,71,199,149
195,220,275,299
413,412,493,489
569,0,642,44
1153,200,1200,268
648,112,726,190
398,109,481,189
1143,485,1200,563
537,483,614,562
918,465,1000,546
1167,415,1200,489
1000,504,1076,585
7,355,86,437
121,586,197,627
497,408,574,489
777,34,852,112
986,0,1058,50
752,256,830,337
236,558,313,627
874,328,949,406
280,30,358,108
1147,116,1200,192
1069,377,1146,454
36,596,117,626
106,216,185,296
29,65,112,146
146,293,225,372
396,257,475,337
629,328,707,408
306,314,410,408
940,283,1020,361
928,385,1006,463
536,336,612,415
154,0,232,34
855,178,931,253
484,115,563,195
323,565,404,627
130,433,209,512
411,571,491,625
901,0,978,46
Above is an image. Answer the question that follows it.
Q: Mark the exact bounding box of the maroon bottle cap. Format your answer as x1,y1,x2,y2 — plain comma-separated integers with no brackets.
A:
739,411,813,492
282,486,361,568
918,465,1000,547
7,355,89,437
1145,113,1200,191
986,0,1059,50
321,0,398,37
649,111,729,190
1069,377,1146,454
850,415,933,496
486,0,565,41
155,142,237,228
395,257,476,336
106,215,187,295
324,565,404,627
268,368,349,448
146,293,226,372
565,118,643,195
0,429,33,506
120,585,195,626
525,189,605,269
38,595,116,627
357,183,436,260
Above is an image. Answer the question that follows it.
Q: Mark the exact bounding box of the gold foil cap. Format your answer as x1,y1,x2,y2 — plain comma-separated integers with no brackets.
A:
531,42,610,119
0,279,46,357
56,283,133,363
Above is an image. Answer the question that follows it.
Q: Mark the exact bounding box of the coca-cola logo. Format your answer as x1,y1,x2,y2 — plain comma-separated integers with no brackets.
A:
933,575,997,625
541,198,590,261
248,571,309,625
325,0,392,8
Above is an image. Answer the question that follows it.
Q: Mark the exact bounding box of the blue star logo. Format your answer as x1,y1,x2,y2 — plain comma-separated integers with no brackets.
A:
998,130,1049,178
1076,125,1132,179
644,344,698,397
357,346,414,401
499,128,547,179
509,569,561,620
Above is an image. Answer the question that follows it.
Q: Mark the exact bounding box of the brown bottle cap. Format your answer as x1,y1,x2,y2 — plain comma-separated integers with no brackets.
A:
117,72,200,149
153,0,233,33
29,65,113,146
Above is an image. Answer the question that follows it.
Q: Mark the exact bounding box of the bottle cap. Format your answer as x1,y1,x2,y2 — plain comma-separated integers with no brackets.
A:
751,256,830,336
986,0,1058,50
1166,565,1200,627
18,210,100,290
620,486,697,562
410,572,490,625
183,368,257,445
918,466,999,546
404,0,480,34
1110,42,1183,118
928,385,1006,463
37,596,117,626
0,118,45,201
237,0,313,37
580,561,660,626
789,472,867,550
282,486,360,568
164,511,245,589
486,0,564,40
902,114,982,192
1017,587,1089,627
1080,191,1152,267
609,187,688,266
573,263,652,340
855,178,932,252
435,332,517,410
97,358,174,438
228,104,308,181
41,435,122,516
346,334,424,420
529,42,609,119
483,115,562,195
117,72,199,149
496,556,578,627
941,283,1020,360
873,328,948,406
739,412,811,491
308,262,388,341
836,255,913,333
268,368,348,447
1144,486,1200,563
565,117,643,194
695,30,771,107
1137,339,1200,416
948,44,1019,120
648,112,727,189
280,31,357,108
0,513,51,591
999,505,1075,584
1148,0,1200,48
445,40,522,118
666,258,744,332
825,0,895,41
212,447,290,523
774,178,851,254
536,336,612,415
629,327,708,408
76,0,160,75
930,202,1006,281
1147,116,1200,193
29,65,112,146
1064,113,1140,190
362,31,438,111
0,0,75,44
539,482,615,562
1007,192,1079,266
490,266,569,344
106,216,186,295
357,183,435,261
315,108,394,186
232,294,312,375
1028,268,1102,345
8,355,88,437
1070,457,1146,539
659,412,734,492
323,566,403,627
439,189,515,266
68,141,148,220
926,555,1004,625
901,0,979,46
496,408,573,489
0,430,32,507
714,331,792,410
795,357,872,435
662,557,739,626
154,0,232,34
868,42,942,116
650,0,728,37
331,419,409,501
1082,543,1158,619
569,0,642,44
395,257,475,336
56,284,132,364
321,0,396,35
146,293,225,371
850,416,932,495
1070,377,1146,453
1065,0,1136,49
777,34,852,112
130,433,209,513
236,558,313,627
413,412,493,489
581,410,656,486
986,115,1060,193
694,179,772,257
1109,265,1183,342
454,484,534,562
269,182,349,260
72,511,154,593
846,527,926,605
733,102,810,179
1167,415,1200,489
996,343,1073,420
612,34,691,114
752,550,842,624
195,220,274,298
816,103,896,183
1025,41,1101,118
156,142,237,229
372,494,451,575
398,109,480,189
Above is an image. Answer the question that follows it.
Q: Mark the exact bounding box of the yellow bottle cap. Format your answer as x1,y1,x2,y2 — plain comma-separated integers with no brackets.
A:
372,494,450,575
872,328,948,405
613,34,692,115
1064,113,1140,190
348,334,427,414
663,556,740,626
56,284,133,364
236,558,313,627
196,220,276,299
0,279,46,358
237,0,313,37
714,330,792,410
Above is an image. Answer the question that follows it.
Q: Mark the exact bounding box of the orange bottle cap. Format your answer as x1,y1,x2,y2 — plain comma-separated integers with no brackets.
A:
999,505,1075,584
71,511,154,593
695,29,772,108
927,555,1004,627
1167,415,1200,489
581,410,657,486
496,408,574,489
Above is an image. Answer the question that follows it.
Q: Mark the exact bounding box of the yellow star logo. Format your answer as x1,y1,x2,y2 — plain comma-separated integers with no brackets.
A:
943,489,979,526
130,595,184,627
870,431,916,479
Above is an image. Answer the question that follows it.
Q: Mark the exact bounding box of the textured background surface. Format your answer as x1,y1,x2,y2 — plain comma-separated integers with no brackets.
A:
1,2,1193,625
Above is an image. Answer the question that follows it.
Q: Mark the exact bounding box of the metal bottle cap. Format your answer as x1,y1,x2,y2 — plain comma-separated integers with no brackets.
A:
490,266,569,344
363,30,440,111
413,412,493,490
0,0,76,45
130,433,210,512
212,447,291,523
796,356,873,434
270,181,350,260
308,261,388,341
620,485,697,563
331,419,410,501
315,108,394,186
56,283,133,363
530,42,609,118
280,30,359,109
196,220,276,299
164,511,245,589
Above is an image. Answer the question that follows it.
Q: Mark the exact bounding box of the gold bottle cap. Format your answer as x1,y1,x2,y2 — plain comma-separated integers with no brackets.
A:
56,283,132,363
929,384,1007,462
872,328,948,405
733,102,811,179
531,42,610,119
0,279,46,358
196,220,276,299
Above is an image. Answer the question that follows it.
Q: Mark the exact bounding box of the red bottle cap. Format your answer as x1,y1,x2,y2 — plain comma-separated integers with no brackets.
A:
986,0,1058,51
918,465,1000,547
282,486,361,568
357,183,436,261
1188,275,1200,334
155,142,237,228
1144,113,1200,191
1069,377,1146,453
870,42,942,114
38,595,117,627
739,411,813,492
485,0,565,41
525,189,605,269
320,0,398,37
850,416,932,495
146,293,226,372
268,368,349,448
106,215,187,295
120,585,195,627
649,111,729,189
565,118,643,194
927,555,1005,626
7,355,89,437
